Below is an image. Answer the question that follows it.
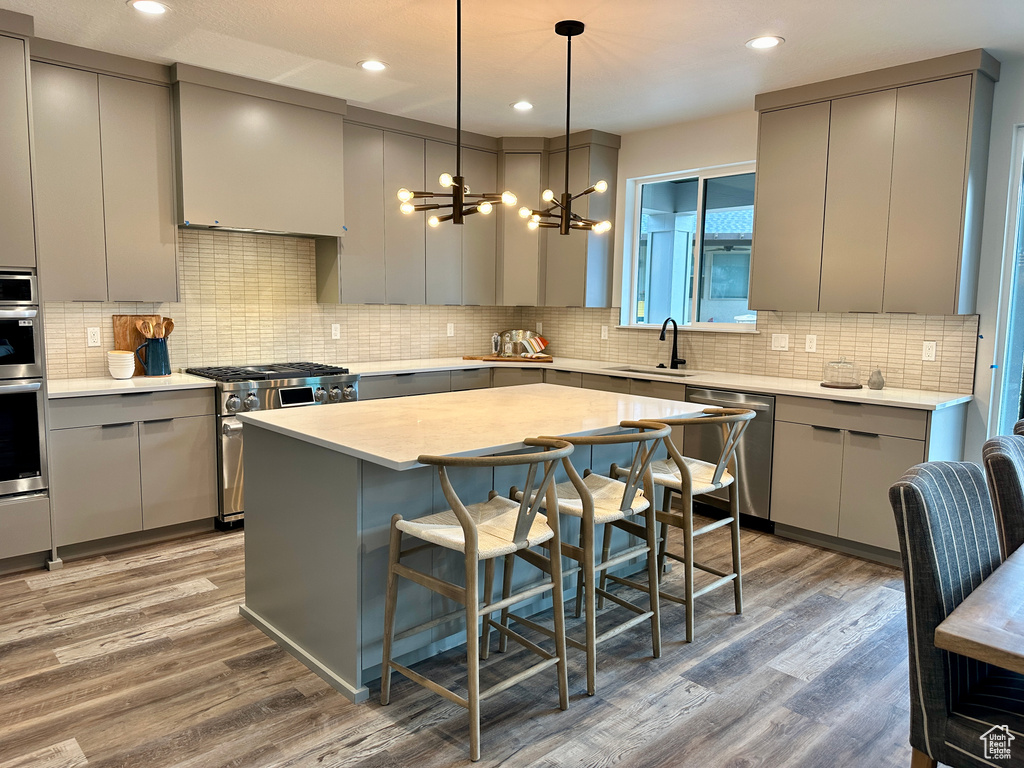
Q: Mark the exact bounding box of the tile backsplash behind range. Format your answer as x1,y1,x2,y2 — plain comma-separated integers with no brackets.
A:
44,229,978,394
43,230,516,379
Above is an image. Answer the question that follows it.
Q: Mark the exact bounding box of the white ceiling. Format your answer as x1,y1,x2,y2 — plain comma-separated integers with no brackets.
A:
6,0,1024,137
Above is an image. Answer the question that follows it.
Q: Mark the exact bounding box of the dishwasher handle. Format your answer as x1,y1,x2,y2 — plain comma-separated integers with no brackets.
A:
688,395,770,412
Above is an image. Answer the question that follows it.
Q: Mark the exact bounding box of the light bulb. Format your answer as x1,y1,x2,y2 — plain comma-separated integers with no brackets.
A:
400,202,415,215
439,173,453,188
527,220,539,231
477,201,493,214
428,216,440,228
531,214,540,223
358,60,388,71
594,180,608,193
130,0,168,13
463,185,471,194
746,35,784,49
542,189,554,203
397,188,413,202
518,206,532,219
501,191,517,206
595,220,612,234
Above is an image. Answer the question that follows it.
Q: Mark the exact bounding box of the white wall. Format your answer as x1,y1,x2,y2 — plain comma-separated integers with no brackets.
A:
966,56,1024,458
611,110,758,309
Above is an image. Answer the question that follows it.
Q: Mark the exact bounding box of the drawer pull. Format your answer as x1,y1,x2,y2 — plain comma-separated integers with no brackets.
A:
811,425,842,433
849,430,880,438
101,422,134,429
120,392,152,398
145,418,175,424
830,399,861,406
395,373,416,378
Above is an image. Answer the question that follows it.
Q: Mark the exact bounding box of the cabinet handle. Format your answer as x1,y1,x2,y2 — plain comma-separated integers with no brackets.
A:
689,395,770,412
830,400,861,406
849,430,880,438
811,425,842,433
145,418,175,424
460,368,482,372
395,373,416,378
101,422,134,429
120,392,152,397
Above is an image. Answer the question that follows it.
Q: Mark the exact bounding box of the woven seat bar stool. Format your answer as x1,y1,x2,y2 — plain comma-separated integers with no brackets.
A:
380,438,573,763
612,407,754,642
499,420,671,696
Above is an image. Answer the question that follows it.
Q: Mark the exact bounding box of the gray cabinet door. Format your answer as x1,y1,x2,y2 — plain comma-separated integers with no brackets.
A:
749,102,831,312
491,367,543,388
544,369,582,387
770,421,842,536
544,147,590,307
0,494,51,559
883,75,972,314
581,373,631,394
100,76,177,302
500,152,543,306
358,371,451,400
461,147,498,305
176,82,345,236
139,415,218,529
0,34,36,267
450,367,490,391
340,123,386,304
383,132,426,304
50,424,143,546
30,62,107,301
819,90,896,313
424,139,462,305
838,432,922,551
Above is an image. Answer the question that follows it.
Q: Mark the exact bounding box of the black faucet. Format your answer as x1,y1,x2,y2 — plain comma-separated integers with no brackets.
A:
659,318,686,369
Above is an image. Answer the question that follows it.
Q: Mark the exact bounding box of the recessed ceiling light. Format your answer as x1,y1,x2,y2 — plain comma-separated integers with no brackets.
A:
359,60,388,72
746,35,784,50
511,101,533,111
128,0,168,14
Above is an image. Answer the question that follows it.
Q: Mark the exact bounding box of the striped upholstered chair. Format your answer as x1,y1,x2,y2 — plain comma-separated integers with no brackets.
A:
889,462,1024,768
1015,418,1024,436
983,434,1024,557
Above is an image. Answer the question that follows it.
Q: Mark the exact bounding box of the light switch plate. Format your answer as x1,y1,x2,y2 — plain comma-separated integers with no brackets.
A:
805,334,817,353
771,333,789,351
536,322,543,334
922,341,937,361
331,323,341,340
601,326,608,340
87,327,101,347
447,322,455,337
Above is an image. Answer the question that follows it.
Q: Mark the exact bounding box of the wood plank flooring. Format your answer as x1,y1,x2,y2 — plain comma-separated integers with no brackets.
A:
0,520,915,767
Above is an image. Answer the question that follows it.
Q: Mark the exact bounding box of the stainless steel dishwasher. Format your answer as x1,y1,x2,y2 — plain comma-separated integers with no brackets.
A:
683,387,775,529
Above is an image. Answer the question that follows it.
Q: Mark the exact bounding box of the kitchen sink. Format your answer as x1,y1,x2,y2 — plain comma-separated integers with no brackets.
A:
607,366,693,378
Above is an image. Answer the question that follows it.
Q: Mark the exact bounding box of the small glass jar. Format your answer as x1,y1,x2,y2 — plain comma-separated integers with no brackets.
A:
821,357,862,389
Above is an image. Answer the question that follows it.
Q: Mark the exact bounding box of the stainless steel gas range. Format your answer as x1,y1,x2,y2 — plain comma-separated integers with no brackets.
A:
185,363,359,529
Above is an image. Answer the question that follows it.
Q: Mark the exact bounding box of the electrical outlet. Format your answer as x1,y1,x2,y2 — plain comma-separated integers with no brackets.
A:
536,322,543,334
601,326,608,340
805,334,817,353
331,323,341,340
771,333,789,351
922,341,937,361
87,327,101,347
447,322,455,337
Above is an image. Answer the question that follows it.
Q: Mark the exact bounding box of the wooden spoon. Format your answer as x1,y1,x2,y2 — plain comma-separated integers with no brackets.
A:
162,318,174,338
137,319,154,339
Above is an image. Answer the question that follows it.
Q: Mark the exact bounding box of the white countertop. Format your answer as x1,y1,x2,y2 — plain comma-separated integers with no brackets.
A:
47,373,215,398
346,356,971,411
238,383,706,471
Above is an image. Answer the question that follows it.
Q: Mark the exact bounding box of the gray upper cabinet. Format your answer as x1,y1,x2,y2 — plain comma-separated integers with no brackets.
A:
461,147,498,305
819,89,896,313
175,81,345,236
32,62,177,302
338,123,386,304
499,150,544,306
748,101,830,312
0,34,35,267
383,132,426,304
425,139,462,305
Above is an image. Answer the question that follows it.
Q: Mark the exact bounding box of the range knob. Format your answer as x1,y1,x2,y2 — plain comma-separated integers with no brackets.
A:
314,386,328,403
342,385,357,401
225,394,242,414
328,386,344,403
243,393,260,411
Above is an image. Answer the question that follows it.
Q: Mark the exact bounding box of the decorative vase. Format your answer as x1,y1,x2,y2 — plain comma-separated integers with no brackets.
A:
868,367,885,390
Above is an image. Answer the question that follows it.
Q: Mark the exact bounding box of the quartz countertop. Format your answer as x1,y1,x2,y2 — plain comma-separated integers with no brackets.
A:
346,356,971,411
47,373,215,399
238,383,705,471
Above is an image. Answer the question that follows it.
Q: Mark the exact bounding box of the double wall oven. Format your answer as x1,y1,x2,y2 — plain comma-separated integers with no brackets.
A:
0,271,47,498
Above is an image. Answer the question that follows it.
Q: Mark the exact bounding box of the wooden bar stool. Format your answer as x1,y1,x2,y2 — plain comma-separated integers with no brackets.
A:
612,408,754,642
501,420,671,696
380,438,573,763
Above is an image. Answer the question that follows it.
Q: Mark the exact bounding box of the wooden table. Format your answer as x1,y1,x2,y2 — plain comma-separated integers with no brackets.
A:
934,546,1024,674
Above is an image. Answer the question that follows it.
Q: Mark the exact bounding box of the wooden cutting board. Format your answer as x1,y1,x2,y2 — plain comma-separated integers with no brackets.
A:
462,354,553,363
112,314,162,377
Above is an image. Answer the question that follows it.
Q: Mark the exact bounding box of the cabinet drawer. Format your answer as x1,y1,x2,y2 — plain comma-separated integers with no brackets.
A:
581,373,631,394
0,494,51,559
775,395,927,440
49,388,214,428
544,369,582,387
359,371,451,400
629,379,687,401
491,368,543,388
450,368,490,391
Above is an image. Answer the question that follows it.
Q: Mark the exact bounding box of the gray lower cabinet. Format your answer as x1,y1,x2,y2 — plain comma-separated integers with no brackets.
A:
32,62,177,302
0,494,52,560
581,373,630,394
544,369,581,387
358,371,451,400
140,416,218,528
491,367,543,388
0,33,35,267
770,422,844,538
450,368,490,391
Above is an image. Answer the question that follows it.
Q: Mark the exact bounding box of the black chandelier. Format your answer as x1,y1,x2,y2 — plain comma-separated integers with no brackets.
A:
397,0,517,227
518,20,611,235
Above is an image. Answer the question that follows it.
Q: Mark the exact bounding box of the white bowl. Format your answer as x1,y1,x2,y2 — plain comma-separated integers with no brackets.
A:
109,368,134,380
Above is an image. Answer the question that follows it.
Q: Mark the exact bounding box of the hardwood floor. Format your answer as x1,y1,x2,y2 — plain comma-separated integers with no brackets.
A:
0,520,914,767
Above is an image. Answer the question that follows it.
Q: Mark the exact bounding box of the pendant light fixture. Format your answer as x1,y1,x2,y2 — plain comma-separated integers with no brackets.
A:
397,0,517,227
518,20,611,235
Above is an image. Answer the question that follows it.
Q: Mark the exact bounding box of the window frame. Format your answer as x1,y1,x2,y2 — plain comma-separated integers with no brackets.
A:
620,161,757,333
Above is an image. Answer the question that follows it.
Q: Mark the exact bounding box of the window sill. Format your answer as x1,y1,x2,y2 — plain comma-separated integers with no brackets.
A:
617,324,760,335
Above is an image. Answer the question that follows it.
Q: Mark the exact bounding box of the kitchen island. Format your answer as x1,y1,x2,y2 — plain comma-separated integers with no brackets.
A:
237,383,704,702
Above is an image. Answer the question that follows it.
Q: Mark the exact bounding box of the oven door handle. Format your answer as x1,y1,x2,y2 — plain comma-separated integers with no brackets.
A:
0,308,37,320
222,421,243,437
0,381,41,393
